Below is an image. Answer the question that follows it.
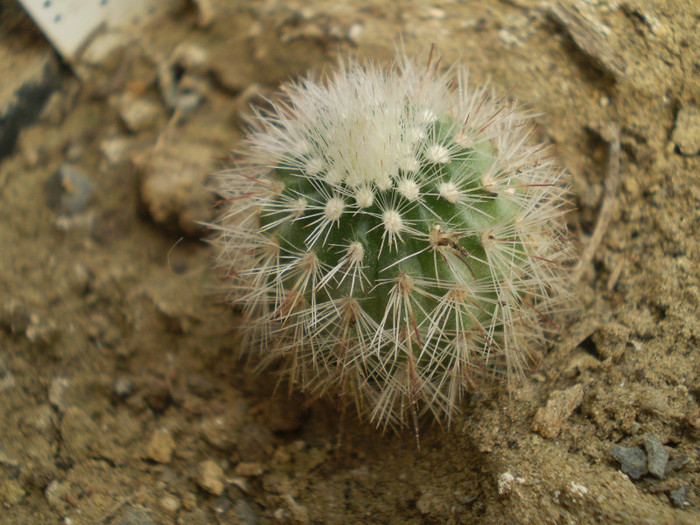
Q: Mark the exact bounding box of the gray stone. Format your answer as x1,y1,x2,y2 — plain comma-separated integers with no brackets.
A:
44,164,95,215
48,377,70,412
665,453,689,474
113,376,134,398
669,486,689,508
641,433,668,478
610,445,648,479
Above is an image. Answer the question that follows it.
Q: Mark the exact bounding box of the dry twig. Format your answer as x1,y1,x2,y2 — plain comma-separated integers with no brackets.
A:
574,123,621,283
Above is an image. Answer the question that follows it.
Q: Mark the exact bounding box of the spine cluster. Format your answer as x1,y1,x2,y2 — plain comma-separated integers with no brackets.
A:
214,54,572,429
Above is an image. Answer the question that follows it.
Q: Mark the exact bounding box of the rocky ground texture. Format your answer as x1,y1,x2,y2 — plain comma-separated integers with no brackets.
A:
0,0,698,524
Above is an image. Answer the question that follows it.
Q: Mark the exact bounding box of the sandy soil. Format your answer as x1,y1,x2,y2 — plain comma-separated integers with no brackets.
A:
1,0,698,523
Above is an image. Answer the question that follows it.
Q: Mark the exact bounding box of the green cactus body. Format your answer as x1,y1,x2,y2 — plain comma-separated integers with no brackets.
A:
216,55,571,428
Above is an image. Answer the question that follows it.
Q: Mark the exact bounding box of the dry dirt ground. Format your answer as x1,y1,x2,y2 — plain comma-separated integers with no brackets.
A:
1,0,699,524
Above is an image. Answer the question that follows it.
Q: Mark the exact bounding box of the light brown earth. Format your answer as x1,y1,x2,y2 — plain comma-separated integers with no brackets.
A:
0,1,698,524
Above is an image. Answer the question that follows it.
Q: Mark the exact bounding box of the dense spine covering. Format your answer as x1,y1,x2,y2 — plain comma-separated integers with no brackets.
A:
214,54,572,429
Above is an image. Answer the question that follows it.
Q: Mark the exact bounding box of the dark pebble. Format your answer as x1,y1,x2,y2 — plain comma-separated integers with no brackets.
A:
669,486,689,508
641,433,669,478
610,445,648,479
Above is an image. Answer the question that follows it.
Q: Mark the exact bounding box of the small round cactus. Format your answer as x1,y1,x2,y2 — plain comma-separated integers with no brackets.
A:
214,53,572,429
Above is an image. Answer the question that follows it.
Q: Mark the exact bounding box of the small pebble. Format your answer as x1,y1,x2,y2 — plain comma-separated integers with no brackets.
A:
235,462,264,477
416,491,437,514
192,0,215,28
182,491,197,510
25,317,60,346
532,384,584,438
119,93,162,133
497,472,525,495
230,476,249,493
44,164,95,215
45,479,71,513
671,105,700,155
48,377,70,411
137,143,215,236
171,43,209,73
197,459,225,496
642,433,669,478
157,44,208,114
610,445,648,479
568,481,588,498
347,23,363,44
283,494,310,524
160,494,180,514
68,263,91,295
147,427,175,464
669,486,689,508
498,28,520,46
425,7,446,19
100,136,132,166
114,376,134,398
665,453,689,474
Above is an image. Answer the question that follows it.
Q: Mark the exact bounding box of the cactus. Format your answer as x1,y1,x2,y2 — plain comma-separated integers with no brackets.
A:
214,53,572,430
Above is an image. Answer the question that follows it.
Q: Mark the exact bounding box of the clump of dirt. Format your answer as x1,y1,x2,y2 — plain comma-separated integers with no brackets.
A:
0,1,698,524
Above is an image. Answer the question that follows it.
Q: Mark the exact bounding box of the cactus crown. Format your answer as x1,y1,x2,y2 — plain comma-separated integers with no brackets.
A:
215,53,572,429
